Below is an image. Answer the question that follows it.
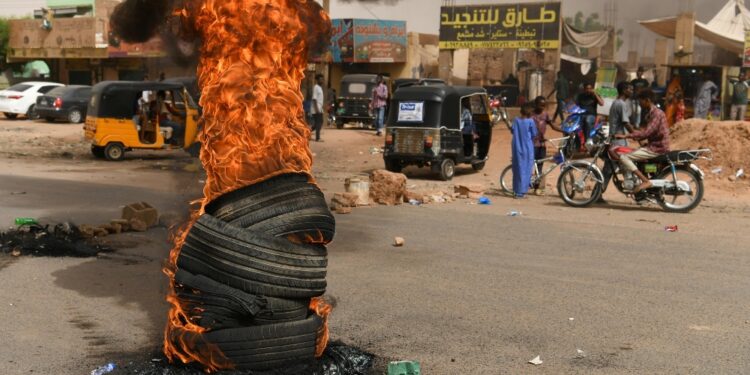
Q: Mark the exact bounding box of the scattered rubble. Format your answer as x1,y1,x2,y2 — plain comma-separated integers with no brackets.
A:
122,202,159,228
528,355,543,365
454,184,486,199
0,223,113,257
369,169,407,206
393,237,405,247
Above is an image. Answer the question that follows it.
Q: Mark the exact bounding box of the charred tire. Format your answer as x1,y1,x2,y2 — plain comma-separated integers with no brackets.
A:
104,142,125,161
3,112,18,119
91,146,106,159
171,315,321,371
437,158,455,181
178,214,328,298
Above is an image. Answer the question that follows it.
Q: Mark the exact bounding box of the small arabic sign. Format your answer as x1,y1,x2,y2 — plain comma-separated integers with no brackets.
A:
439,2,561,49
397,102,425,122
744,30,750,68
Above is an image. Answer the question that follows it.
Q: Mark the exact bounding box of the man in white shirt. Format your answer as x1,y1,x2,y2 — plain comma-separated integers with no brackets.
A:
311,74,325,142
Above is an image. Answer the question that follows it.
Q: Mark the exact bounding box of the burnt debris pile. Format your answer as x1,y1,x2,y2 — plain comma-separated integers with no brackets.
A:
0,223,113,257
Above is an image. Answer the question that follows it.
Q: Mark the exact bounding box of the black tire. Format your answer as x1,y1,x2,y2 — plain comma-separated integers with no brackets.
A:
557,161,602,207
656,166,704,213
91,145,105,159
178,214,328,298
67,108,83,124
336,120,343,129
104,142,125,161
472,161,486,171
169,315,321,371
174,269,309,329
44,117,56,123
384,159,402,173
26,105,38,120
499,164,514,195
205,174,335,243
437,158,455,181
3,112,18,119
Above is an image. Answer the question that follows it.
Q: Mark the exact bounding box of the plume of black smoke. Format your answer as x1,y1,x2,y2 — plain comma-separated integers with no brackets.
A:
110,0,171,43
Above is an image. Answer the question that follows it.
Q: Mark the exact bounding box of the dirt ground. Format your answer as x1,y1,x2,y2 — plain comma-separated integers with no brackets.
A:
1,117,750,374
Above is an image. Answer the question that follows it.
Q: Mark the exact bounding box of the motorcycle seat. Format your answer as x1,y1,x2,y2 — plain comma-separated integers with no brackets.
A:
647,150,699,163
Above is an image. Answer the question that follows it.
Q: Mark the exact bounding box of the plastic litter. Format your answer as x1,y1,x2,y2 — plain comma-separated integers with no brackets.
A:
408,199,422,206
388,360,421,375
528,355,543,365
736,168,745,178
575,349,586,358
90,363,116,375
477,196,491,205
506,210,522,216
14,218,38,226
664,225,678,232
711,167,723,174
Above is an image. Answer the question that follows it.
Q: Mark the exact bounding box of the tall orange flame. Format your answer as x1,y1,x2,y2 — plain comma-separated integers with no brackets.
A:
161,0,332,371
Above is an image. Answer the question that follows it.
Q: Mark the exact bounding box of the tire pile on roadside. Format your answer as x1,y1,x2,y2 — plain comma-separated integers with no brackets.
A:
169,174,335,370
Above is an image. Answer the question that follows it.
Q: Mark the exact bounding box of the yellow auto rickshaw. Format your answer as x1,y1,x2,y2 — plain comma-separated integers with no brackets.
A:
84,81,201,161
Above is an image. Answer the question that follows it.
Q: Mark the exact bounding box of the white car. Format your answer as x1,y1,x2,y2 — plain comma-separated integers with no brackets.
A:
0,81,64,119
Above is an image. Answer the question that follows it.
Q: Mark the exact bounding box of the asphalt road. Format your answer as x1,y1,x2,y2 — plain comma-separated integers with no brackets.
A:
2,168,750,374
1,122,750,374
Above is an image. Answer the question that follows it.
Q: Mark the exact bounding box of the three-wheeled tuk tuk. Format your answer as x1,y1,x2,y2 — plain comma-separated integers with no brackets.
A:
383,86,493,180
336,74,390,128
84,81,201,161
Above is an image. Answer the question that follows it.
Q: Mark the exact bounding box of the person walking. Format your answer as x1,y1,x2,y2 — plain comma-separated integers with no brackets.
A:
693,74,718,119
547,71,569,123
311,74,325,142
511,103,537,199
730,70,749,121
371,74,388,136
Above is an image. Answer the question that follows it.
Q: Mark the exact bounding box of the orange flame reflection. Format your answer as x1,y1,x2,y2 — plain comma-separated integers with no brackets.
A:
162,0,332,371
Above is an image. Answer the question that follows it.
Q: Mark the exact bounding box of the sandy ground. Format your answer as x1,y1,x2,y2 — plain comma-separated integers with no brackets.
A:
1,118,750,374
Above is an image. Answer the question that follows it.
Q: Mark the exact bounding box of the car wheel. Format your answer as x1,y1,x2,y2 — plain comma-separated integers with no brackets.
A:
67,109,83,124
438,158,455,181
26,105,38,120
104,143,125,161
4,113,18,119
91,145,106,159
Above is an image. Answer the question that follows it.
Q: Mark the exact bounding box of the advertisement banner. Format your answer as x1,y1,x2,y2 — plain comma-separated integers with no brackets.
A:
744,30,750,68
324,19,354,63
439,2,561,49
352,19,407,63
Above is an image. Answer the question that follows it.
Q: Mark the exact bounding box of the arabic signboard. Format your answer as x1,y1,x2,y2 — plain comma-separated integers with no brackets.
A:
439,2,561,49
744,30,750,68
397,102,425,122
318,19,407,63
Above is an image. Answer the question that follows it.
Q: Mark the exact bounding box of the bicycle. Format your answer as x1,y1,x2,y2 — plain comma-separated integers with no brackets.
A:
499,136,569,195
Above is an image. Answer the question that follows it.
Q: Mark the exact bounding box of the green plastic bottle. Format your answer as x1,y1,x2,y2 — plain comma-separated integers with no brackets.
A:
14,218,38,226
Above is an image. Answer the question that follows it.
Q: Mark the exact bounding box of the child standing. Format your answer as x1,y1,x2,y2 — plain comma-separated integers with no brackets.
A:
511,103,538,198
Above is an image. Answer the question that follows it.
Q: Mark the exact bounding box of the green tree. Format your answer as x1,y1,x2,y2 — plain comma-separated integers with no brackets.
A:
0,18,9,69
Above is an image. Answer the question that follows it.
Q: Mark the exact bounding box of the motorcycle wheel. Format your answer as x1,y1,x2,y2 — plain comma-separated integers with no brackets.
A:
557,161,602,207
656,166,704,213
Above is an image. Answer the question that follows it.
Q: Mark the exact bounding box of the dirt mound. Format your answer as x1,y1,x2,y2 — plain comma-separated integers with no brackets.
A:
670,119,749,187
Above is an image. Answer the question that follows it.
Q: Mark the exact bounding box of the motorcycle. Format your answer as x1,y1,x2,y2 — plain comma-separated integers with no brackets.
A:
560,104,601,159
489,94,511,130
556,124,710,213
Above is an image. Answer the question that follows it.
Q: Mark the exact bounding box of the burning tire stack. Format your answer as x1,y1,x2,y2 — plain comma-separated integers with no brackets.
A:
168,174,334,370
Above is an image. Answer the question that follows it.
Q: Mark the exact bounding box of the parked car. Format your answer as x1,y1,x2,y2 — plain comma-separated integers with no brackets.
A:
0,81,64,119
35,85,93,123
335,74,390,129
